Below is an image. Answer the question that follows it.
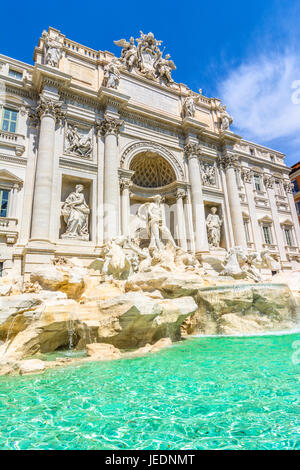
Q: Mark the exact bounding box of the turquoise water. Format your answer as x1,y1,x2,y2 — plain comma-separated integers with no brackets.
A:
0,333,299,450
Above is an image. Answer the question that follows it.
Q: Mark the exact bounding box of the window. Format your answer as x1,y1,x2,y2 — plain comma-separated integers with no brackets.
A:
243,219,250,243
284,228,293,247
262,225,272,245
296,201,300,215
250,148,255,156
254,174,261,191
8,69,22,80
292,179,299,194
0,189,9,217
0,262,3,278
270,155,275,162
1,108,18,133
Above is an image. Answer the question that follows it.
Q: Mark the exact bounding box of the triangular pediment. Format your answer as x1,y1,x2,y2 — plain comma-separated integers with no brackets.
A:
0,169,23,186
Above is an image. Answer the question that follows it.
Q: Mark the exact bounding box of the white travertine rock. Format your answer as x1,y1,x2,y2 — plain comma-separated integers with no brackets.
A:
86,343,121,360
19,359,45,375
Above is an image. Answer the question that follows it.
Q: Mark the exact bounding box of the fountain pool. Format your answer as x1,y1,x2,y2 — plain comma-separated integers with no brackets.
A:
0,332,299,450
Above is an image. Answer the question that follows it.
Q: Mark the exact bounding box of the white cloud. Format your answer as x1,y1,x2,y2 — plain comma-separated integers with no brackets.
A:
218,51,300,163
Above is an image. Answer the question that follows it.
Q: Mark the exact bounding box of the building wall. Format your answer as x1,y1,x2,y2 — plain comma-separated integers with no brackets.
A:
290,162,300,224
0,27,299,276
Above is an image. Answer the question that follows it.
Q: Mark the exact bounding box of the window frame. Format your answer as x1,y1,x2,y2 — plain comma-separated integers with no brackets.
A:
8,68,23,80
0,188,10,218
1,107,18,133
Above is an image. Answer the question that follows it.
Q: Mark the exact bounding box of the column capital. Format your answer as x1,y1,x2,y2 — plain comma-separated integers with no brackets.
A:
263,174,275,189
119,177,133,191
36,96,65,123
217,153,240,170
97,116,123,137
176,188,187,200
241,167,253,184
282,180,293,193
184,142,201,158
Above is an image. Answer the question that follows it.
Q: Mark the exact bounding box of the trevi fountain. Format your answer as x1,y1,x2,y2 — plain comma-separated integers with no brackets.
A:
0,28,299,450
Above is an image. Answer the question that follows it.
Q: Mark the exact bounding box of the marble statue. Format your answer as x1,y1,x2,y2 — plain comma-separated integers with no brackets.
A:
183,93,196,118
102,237,131,280
61,184,90,240
114,31,175,85
66,125,92,158
42,31,62,68
206,207,223,248
201,163,216,186
137,195,177,252
219,104,233,131
261,250,281,273
113,37,138,70
154,52,176,85
103,58,121,89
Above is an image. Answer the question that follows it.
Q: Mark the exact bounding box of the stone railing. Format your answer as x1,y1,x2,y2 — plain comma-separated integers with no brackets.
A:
0,130,25,156
0,217,18,243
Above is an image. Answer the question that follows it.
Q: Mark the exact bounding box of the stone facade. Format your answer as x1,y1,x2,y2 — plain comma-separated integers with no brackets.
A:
290,161,300,224
0,26,299,277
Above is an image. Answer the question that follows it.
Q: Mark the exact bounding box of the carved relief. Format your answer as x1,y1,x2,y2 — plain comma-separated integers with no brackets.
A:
114,31,176,86
201,162,217,187
283,181,294,193
42,31,62,68
184,143,201,157
65,124,92,158
61,184,90,240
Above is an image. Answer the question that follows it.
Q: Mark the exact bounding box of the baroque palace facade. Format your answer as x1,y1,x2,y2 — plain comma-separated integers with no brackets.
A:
0,26,299,276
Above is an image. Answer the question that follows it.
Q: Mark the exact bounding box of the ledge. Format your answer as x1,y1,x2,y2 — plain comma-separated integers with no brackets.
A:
0,130,25,156
0,217,18,244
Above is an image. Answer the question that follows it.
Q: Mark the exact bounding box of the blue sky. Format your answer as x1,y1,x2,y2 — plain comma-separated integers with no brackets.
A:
1,0,300,166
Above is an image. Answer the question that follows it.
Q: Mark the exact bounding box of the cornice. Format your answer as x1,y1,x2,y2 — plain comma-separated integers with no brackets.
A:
59,156,98,173
32,64,72,93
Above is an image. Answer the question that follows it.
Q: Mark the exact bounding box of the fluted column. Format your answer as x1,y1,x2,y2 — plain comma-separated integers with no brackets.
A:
284,180,300,248
185,143,209,253
241,168,262,251
31,96,64,241
99,116,123,241
176,188,187,251
120,178,132,237
218,154,247,248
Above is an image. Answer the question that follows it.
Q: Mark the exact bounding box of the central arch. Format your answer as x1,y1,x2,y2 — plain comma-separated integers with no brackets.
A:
130,152,176,188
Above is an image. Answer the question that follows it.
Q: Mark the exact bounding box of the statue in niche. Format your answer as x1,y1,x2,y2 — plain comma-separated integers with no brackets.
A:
61,184,90,240
113,37,138,70
201,163,216,186
183,93,196,118
42,31,62,68
66,124,92,158
219,104,233,131
206,207,223,248
103,58,122,89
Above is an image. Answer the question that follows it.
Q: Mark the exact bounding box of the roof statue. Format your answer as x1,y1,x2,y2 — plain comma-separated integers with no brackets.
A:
114,31,176,86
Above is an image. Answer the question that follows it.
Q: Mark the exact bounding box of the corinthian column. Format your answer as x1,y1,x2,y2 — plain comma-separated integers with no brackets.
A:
31,96,64,241
99,116,123,241
185,143,209,253
264,175,287,261
176,188,187,251
241,168,262,251
218,154,247,248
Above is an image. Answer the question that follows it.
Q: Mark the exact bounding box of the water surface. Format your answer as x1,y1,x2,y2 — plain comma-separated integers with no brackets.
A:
0,333,299,450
